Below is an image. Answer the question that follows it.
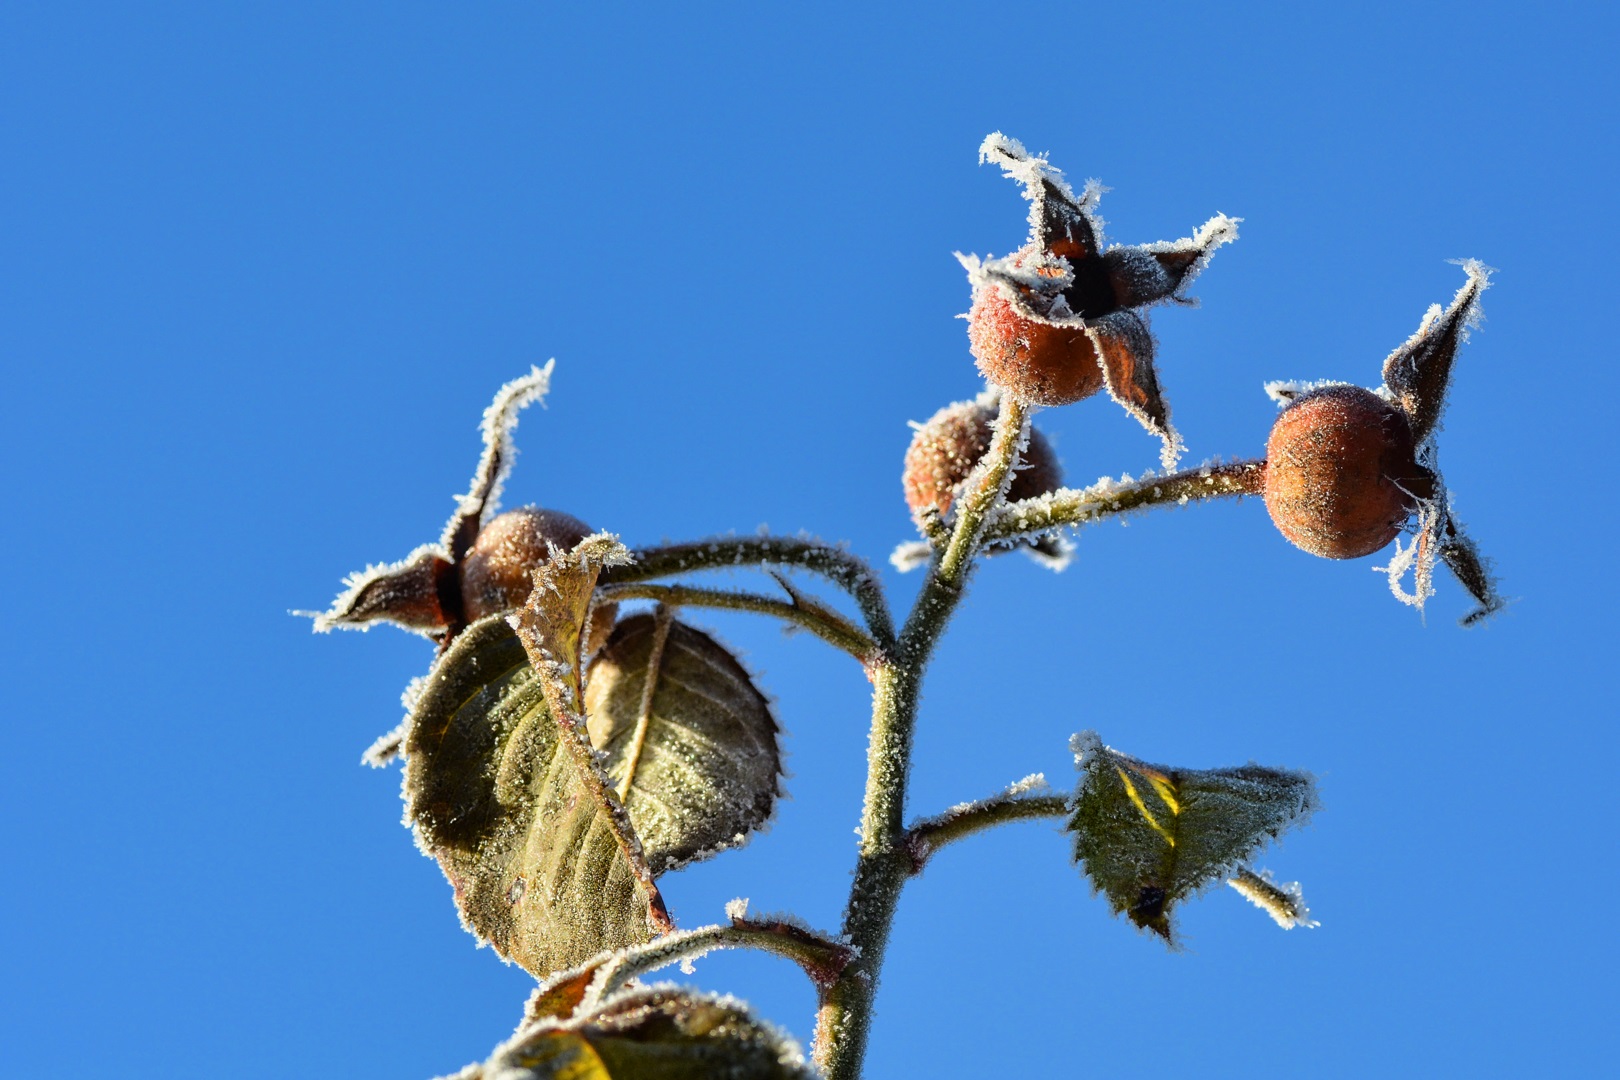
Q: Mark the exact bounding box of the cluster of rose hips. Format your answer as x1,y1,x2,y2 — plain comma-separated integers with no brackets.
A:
902,134,1500,623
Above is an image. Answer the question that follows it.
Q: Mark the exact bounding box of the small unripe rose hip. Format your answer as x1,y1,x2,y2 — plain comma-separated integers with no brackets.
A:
1263,385,1433,559
903,396,1062,520
967,285,1103,407
461,506,594,620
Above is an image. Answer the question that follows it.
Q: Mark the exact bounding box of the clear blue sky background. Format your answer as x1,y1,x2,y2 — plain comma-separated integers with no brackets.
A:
3,3,1614,1077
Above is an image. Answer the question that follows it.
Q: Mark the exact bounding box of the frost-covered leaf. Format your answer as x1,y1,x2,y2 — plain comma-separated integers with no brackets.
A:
1380,261,1489,445
449,986,814,1080
584,613,781,873
509,532,633,726
403,613,659,979
1068,731,1317,944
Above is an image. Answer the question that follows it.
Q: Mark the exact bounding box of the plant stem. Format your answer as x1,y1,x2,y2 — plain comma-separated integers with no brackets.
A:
903,788,1071,873
816,417,1262,1075
605,536,896,646
587,919,854,1009
597,581,880,663
815,394,1027,1078
980,459,1265,546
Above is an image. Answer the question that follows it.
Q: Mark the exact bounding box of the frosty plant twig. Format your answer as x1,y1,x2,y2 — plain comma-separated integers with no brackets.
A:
311,134,1505,1080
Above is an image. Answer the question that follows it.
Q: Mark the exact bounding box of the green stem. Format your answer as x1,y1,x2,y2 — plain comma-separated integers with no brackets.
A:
605,536,896,647
981,459,1265,547
815,394,1027,1078
903,788,1071,873
588,919,854,1009
597,581,880,663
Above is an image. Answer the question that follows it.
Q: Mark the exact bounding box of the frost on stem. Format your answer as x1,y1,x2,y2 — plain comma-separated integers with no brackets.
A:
1068,732,1317,945
1227,867,1318,930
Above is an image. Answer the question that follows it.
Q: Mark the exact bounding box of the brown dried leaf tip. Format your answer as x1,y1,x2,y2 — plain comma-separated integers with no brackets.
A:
311,362,615,650
960,133,1238,468
1261,262,1503,624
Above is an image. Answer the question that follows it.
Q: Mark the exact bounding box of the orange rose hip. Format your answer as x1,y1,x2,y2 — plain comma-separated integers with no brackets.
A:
967,287,1104,408
1263,385,1431,559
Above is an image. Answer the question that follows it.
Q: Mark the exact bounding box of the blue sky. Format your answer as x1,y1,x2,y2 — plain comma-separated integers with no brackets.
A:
2,3,1615,1076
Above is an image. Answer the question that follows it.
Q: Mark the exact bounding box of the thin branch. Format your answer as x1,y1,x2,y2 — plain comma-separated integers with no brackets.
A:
596,581,881,663
937,395,1030,585
603,536,896,647
585,918,855,1009
903,782,1071,874
980,458,1266,547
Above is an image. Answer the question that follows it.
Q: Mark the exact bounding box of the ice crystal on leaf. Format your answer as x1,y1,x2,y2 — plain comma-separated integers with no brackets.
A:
1068,732,1317,945
402,612,660,979
584,613,782,872
444,985,813,1080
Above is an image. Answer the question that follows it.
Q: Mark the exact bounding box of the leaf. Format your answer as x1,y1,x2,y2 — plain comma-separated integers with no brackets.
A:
1068,731,1317,944
450,987,814,1080
511,533,634,725
584,613,781,873
403,613,659,979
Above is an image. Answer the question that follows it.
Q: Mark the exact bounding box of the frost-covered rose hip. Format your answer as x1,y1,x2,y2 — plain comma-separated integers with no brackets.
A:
967,285,1103,408
1258,262,1505,624
461,507,594,620
316,363,616,644
1262,386,1429,559
959,133,1237,467
903,395,1061,521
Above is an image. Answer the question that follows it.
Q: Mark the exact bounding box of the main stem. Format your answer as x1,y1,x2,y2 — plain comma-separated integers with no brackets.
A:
814,396,1029,1079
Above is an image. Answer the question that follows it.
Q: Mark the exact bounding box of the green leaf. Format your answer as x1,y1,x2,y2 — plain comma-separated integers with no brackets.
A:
584,613,781,872
447,987,815,1080
403,613,658,979
1068,731,1317,944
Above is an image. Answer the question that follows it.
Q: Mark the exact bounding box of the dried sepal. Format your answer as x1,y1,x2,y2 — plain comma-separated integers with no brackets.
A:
1380,261,1491,445
1101,212,1241,311
1262,263,1503,623
1088,310,1183,468
449,986,814,1080
402,613,658,979
442,361,556,561
1068,731,1317,945
1227,867,1318,930
311,362,591,657
979,131,1103,263
1437,510,1505,626
584,613,781,873
311,544,453,636
965,133,1234,455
